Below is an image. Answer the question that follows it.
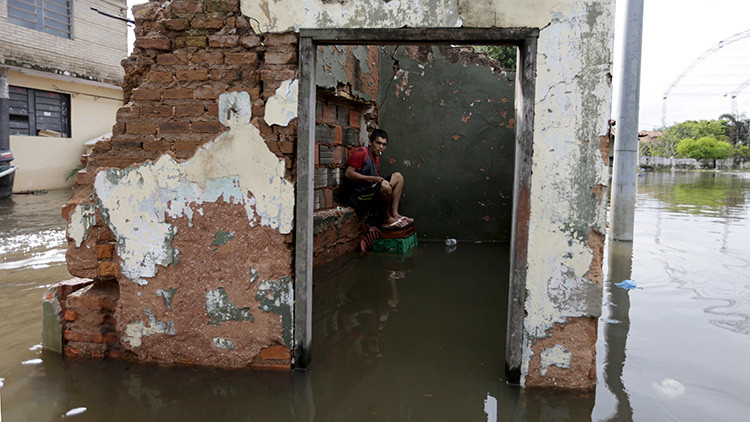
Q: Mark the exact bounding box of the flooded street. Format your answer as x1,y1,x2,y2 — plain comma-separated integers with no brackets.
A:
1,171,750,420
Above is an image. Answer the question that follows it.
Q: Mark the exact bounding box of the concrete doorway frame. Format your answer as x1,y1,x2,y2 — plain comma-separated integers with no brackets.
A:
294,28,538,383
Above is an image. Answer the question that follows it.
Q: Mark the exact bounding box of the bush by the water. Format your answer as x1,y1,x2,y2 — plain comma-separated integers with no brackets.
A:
675,137,732,160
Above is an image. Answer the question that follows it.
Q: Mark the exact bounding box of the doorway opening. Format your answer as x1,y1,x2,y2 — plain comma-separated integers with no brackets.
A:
294,29,538,384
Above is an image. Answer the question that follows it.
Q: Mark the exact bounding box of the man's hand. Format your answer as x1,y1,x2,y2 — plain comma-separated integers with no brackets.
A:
372,176,385,184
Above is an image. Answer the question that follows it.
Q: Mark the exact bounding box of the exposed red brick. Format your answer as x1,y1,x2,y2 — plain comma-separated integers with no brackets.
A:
250,361,292,372
191,121,224,133
143,139,172,151
163,88,194,99
132,88,162,101
64,310,78,321
159,122,191,133
98,261,119,278
176,69,209,81
279,141,294,154
132,2,162,22
241,35,261,48
147,71,174,83
174,104,204,117
96,244,114,259
134,36,171,51
175,36,207,49
264,48,297,65
205,0,239,13
191,16,224,29
193,84,227,99
116,106,139,120
208,34,239,47
259,345,291,360
112,122,126,136
191,50,224,65
224,52,258,66
157,53,185,65
264,33,298,46
174,140,204,152
162,18,189,31
170,0,203,15
349,110,361,128
126,123,156,135
334,126,343,144
140,104,173,117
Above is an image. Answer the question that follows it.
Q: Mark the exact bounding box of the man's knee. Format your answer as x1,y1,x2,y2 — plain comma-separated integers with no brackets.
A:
391,172,404,184
380,183,393,195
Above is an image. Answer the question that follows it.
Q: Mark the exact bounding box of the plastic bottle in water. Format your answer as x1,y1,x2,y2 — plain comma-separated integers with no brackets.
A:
444,238,457,246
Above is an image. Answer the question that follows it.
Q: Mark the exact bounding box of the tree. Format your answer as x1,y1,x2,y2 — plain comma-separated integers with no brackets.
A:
675,137,731,160
719,113,750,146
643,119,728,157
473,45,517,69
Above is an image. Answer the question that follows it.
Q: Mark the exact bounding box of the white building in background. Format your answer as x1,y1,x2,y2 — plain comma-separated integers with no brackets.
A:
0,0,127,191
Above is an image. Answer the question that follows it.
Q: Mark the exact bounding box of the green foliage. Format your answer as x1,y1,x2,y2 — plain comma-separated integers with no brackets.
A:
731,144,750,159
719,113,750,145
675,137,731,160
66,164,84,181
473,45,517,69
642,119,730,157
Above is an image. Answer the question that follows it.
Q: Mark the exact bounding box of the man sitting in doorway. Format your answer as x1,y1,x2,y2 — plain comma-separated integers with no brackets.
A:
343,129,413,229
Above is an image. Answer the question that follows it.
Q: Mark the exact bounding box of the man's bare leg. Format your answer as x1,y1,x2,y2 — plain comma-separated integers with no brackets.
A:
388,172,412,222
378,182,401,226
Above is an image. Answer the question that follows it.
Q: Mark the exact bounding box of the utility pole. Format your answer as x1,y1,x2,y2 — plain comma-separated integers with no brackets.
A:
610,0,644,242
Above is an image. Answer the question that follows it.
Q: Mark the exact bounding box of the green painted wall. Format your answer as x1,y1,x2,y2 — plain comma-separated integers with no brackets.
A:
378,46,516,241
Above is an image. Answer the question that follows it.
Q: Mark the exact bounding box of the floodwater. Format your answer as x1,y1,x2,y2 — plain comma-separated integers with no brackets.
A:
1,170,749,421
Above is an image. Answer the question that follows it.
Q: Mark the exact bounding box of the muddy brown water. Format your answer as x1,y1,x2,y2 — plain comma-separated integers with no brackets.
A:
1,171,749,421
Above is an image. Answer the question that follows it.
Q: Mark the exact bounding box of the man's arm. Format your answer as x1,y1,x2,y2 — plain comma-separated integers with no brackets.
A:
344,166,383,184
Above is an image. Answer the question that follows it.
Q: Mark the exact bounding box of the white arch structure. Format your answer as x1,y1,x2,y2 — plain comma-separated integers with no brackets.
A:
662,29,750,127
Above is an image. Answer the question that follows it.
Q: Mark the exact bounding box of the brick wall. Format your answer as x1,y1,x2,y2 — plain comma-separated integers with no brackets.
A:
63,0,298,370
314,93,366,210
0,0,128,84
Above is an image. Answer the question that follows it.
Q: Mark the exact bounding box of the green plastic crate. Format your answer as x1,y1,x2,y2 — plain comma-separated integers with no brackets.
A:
373,233,417,254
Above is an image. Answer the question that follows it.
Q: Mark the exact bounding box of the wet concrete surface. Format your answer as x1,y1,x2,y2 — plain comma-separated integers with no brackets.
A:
1,170,750,420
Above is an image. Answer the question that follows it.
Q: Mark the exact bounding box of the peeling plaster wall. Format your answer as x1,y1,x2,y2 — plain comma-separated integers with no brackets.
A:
378,45,516,241
61,0,614,387
240,0,614,387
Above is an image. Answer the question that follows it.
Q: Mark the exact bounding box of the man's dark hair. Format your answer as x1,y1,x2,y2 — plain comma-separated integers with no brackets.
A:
369,129,389,142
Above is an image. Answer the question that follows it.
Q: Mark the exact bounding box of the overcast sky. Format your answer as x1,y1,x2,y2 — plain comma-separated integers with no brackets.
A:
126,0,750,130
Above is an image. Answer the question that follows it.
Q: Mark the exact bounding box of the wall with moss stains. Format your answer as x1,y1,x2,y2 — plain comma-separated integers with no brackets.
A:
61,0,614,388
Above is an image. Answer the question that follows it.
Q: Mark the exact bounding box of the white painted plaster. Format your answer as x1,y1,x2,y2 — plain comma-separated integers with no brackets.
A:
124,309,176,347
519,0,614,385
540,344,572,376
264,79,298,127
241,0,462,33
212,337,236,350
93,92,294,285
219,91,252,127
68,204,96,247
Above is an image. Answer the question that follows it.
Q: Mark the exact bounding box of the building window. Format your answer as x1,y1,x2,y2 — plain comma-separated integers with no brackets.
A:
8,86,71,137
7,0,72,39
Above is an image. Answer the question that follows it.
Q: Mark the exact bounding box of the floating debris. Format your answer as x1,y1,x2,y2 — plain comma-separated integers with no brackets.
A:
653,378,686,399
63,407,88,417
21,358,43,365
0,377,4,388
615,279,643,290
29,344,43,351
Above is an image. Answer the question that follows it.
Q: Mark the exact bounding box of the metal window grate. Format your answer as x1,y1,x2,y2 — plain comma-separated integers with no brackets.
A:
7,0,71,39
8,86,71,137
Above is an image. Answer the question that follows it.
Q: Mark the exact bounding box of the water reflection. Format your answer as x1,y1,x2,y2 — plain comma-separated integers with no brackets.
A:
601,240,633,421
3,174,750,420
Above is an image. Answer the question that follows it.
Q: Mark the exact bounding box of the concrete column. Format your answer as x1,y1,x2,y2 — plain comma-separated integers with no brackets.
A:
610,0,645,242
0,66,10,162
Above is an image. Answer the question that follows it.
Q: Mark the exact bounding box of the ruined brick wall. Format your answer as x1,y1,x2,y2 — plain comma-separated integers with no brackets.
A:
63,0,297,369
